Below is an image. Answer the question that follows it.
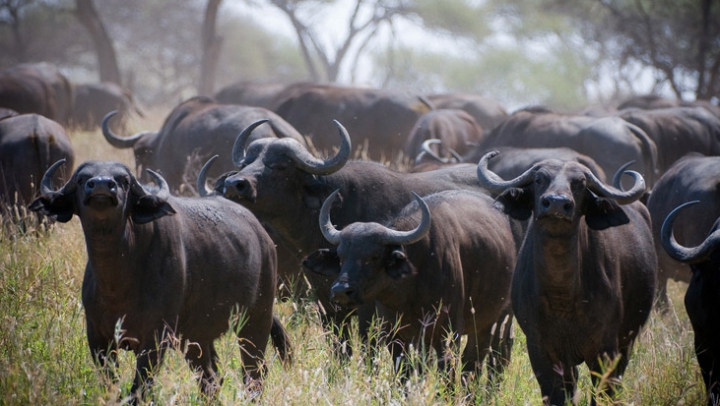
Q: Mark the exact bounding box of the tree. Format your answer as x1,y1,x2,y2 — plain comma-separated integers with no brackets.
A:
75,0,121,84
198,0,223,95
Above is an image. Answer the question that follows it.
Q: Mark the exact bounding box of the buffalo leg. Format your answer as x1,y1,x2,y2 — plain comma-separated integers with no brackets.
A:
87,330,119,385
527,344,578,406
695,342,720,406
130,341,168,403
236,318,272,397
487,310,514,381
185,341,222,398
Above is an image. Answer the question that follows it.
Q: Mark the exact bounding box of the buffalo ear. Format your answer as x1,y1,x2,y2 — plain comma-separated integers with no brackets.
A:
131,195,176,224
302,177,340,210
495,188,533,221
386,247,416,279
585,196,630,230
302,249,341,276
28,193,76,222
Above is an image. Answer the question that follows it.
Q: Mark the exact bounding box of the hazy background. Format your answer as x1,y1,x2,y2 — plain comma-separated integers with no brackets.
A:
1,0,717,112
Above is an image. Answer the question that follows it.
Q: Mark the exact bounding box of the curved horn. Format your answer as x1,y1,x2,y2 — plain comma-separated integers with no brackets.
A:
232,119,270,167
197,155,218,197
660,201,720,264
417,139,446,164
585,168,645,205
611,160,636,190
146,169,171,198
286,119,351,175
379,192,431,245
40,159,69,196
319,189,342,245
476,151,536,194
448,147,464,163
101,111,146,149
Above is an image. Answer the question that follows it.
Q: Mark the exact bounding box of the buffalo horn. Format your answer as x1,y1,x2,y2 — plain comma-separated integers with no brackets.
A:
319,189,343,244
232,119,270,167
378,192,431,245
287,120,351,175
197,155,218,197
585,168,645,205
101,111,147,149
418,139,446,163
476,151,536,194
40,159,72,196
146,169,171,198
661,201,720,264
611,160,636,190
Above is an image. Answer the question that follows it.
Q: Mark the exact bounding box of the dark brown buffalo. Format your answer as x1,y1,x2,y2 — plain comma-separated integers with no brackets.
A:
617,106,720,174
646,154,720,309
0,62,74,125
618,94,720,118
479,108,659,188
214,80,288,110
71,82,144,132
200,119,500,356
102,95,307,194
405,108,484,166
29,160,291,402
304,189,516,380
0,114,74,216
477,151,656,405
272,82,431,160
661,201,720,406
425,92,508,131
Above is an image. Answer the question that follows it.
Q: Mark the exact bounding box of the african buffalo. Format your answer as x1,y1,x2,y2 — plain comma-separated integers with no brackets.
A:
479,108,659,188
646,154,720,309
618,94,720,118
71,82,143,132
405,109,484,166
271,82,431,160
618,106,720,174
102,95,307,194
425,92,508,131
29,160,291,402
0,114,74,217
477,151,656,405
214,80,288,110
200,119,501,356
0,62,74,125
304,189,516,381
661,201,720,406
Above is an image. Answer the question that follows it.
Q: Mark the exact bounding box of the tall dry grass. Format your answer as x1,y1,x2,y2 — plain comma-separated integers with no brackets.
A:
0,114,707,405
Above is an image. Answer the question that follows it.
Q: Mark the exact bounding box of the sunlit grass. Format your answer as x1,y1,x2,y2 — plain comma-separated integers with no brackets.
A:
0,121,708,405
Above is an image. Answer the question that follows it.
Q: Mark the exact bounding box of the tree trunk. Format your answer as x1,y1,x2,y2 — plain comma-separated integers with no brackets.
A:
198,0,224,96
75,0,121,84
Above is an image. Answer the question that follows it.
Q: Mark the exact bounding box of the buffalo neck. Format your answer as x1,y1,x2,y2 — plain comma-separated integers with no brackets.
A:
80,214,138,296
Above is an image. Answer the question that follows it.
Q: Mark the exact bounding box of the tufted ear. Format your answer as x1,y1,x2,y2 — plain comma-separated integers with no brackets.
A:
302,178,342,211
386,247,416,279
584,196,630,230
495,187,533,221
28,192,76,222
302,248,341,276
131,195,176,224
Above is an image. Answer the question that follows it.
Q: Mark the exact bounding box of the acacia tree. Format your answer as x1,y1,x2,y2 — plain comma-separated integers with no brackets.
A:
75,0,121,84
198,0,223,95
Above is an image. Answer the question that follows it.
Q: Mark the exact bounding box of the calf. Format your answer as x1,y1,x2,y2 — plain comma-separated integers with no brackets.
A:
304,189,516,380
661,201,720,406
477,151,656,405
29,160,291,402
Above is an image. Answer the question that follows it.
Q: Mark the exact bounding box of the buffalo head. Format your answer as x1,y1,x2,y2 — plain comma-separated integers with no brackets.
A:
102,111,159,176
476,151,645,234
29,159,175,226
302,189,431,306
197,119,351,214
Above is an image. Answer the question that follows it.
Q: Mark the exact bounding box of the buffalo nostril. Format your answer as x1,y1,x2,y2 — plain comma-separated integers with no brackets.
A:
564,202,572,212
107,180,117,189
87,180,95,189
541,197,551,208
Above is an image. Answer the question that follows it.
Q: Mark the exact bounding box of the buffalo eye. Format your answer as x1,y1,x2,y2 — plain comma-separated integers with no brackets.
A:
571,178,586,192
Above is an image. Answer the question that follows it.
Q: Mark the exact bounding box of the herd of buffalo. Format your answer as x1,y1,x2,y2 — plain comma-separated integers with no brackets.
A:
3,61,720,405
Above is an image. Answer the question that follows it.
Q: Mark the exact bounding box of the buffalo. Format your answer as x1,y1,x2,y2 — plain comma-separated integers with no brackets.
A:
661,201,720,406
214,80,289,110
200,119,501,356
617,94,720,119
424,92,508,131
405,108,484,167
29,160,291,402
71,82,144,132
102,95,307,194
477,151,656,405
304,189,516,381
0,113,74,219
479,108,659,188
271,82,431,160
0,62,74,125
646,154,720,309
